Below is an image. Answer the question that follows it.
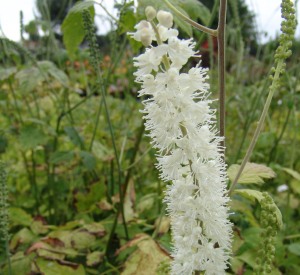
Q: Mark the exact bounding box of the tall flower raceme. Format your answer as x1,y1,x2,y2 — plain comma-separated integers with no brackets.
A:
129,7,232,275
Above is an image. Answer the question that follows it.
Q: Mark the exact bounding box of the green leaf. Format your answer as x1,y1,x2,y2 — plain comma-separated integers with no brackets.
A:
228,162,276,185
118,2,136,34
64,126,84,148
9,228,36,250
288,243,300,256
234,189,283,229
79,151,96,170
19,124,49,150
10,207,33,227
62,1,95,58
3,252,32,275
36,258,85,275
71,231,96,250
38,61,69,85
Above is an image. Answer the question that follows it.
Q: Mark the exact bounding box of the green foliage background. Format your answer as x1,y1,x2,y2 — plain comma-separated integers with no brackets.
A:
0,0,299,274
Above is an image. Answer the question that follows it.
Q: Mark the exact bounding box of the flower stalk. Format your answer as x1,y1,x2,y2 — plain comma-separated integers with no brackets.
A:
228,0,296,195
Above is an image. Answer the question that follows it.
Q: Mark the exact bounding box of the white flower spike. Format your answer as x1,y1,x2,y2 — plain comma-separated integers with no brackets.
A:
130,9,232,275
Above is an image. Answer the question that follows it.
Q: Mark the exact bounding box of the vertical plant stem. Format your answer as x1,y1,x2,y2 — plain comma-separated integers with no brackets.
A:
229,60,285,195
217,0,227,150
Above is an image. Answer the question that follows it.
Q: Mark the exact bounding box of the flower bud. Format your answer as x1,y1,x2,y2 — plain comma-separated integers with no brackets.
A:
157,10,173,28
140,28,153,47
145,6,156,21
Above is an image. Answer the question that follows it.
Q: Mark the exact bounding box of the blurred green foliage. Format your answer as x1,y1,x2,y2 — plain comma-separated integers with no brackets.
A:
0,0,299,274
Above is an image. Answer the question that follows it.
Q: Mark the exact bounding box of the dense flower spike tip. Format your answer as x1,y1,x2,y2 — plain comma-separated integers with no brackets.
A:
130,10,232,275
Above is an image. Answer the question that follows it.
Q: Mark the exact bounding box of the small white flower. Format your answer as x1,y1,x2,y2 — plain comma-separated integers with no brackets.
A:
157,10,174,28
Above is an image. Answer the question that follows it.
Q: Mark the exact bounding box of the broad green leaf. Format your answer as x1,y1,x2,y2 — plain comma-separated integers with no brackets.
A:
64,126,85,148
62,1,95,58
19,124,49,150
9,228,36,250
36,258,85,275
228,162,276,185
71,231,96,250
0,67,17,81
79,151,96,170
288,243,300,256
10,207,33,227
38,60,69,85
30,220,49,235
118,1,136,34
234,189,283,229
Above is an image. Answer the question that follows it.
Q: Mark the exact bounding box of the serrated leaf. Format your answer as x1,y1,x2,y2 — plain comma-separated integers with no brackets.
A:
62,1,95,58
228,162,276,185
234,189,283,229
19,125,49,150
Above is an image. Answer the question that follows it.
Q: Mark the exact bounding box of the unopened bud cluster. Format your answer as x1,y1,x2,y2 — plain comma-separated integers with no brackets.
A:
254,192,279,274
129,6,232,275
273,0,296,67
